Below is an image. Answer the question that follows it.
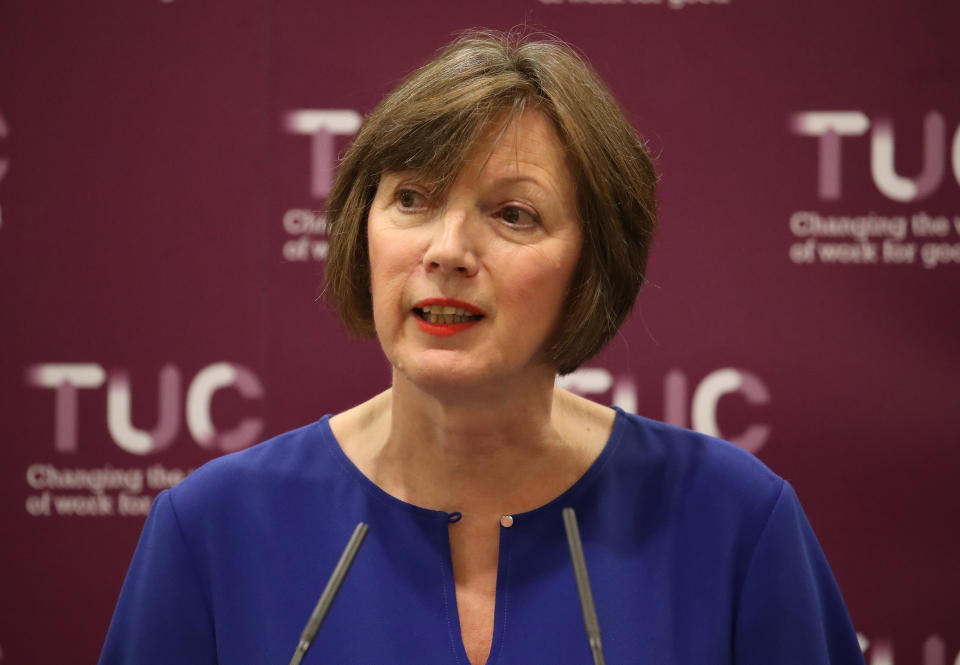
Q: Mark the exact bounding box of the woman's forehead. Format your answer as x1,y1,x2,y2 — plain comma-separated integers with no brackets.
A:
472,110,569,176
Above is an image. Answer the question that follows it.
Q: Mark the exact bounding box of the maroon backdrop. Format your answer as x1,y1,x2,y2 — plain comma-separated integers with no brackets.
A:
1,0,958,662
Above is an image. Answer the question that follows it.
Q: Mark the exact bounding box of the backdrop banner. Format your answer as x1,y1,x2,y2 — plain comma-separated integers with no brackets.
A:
1,0,957,662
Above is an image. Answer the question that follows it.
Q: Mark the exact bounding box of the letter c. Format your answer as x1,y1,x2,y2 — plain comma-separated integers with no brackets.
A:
186,363,264,452
691,368,771,453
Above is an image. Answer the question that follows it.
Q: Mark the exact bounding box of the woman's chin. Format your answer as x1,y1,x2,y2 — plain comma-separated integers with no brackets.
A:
394,357,493,395
390,350,554,404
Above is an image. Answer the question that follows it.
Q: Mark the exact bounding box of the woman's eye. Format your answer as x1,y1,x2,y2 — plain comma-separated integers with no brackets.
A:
396,189,426,210
499,205,536,228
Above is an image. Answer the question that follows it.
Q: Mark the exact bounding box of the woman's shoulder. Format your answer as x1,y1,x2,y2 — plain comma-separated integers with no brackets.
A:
609,409,786,515
166,416,339,514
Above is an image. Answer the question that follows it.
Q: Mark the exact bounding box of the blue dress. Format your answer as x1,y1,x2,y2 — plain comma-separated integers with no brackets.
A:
99,409,865,664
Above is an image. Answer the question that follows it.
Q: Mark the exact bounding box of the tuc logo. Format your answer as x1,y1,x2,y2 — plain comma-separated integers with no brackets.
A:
280,110,362,263
559,367,771,453
790,111,960,202
284,109,362,199
26,362,265,455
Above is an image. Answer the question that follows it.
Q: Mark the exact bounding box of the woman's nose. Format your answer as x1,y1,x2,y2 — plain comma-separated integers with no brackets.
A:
422,210,479,276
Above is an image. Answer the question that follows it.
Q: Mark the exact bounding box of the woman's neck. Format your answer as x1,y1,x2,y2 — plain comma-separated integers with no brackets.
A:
331,374,614,520
391,366,557,452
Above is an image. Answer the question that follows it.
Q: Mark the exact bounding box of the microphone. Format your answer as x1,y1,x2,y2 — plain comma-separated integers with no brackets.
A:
562,507,607,665
288,522,369,665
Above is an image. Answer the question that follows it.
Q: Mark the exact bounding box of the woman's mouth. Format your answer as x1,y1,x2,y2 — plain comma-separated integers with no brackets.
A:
415,305,484,324
413,300,484,337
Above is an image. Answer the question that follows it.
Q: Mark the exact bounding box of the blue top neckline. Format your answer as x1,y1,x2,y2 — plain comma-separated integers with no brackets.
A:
316,406,629,523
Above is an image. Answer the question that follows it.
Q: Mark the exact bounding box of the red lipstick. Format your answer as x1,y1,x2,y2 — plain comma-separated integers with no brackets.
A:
413,298,485,337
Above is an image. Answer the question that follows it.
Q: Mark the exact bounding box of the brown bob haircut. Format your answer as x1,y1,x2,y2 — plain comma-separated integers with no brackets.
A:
324,30,657,375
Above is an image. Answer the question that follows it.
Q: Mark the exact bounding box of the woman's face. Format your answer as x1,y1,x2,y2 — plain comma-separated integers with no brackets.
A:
367,109,582,396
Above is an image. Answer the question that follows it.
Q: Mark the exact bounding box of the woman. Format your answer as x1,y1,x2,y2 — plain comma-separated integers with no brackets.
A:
100,32,864,665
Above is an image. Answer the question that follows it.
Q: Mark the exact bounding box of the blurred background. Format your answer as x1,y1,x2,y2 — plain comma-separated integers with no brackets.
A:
1,0,957,662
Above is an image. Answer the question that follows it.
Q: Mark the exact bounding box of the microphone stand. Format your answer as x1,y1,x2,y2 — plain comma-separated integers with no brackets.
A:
287,513,605,664
288,522,369,665
563,507,607,665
